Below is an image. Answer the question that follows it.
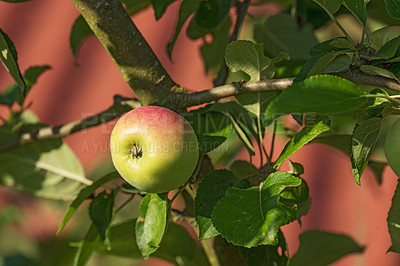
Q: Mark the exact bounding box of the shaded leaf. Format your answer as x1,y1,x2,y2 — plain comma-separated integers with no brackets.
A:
324,54,352,73
313,0,343,14
195,169,238,240
0,29,25,92
0,138,89,200
151,0,176,20
368,26,400,51
89,190,115,250
229,160,258,180
167,0,203,57
344,0,367,25
360,64,400,82
183,108,232,153
312,134,351,154
239,230,288,266
350,117,382,185
95,219,210,265
136,193,169,258
373,36,400,59
212,171,309,247
0,85,19,107
225,40,272,81
123,0,151,14
290,231,364,266
198,16,231,72
71,0,150,59
385,0,400,20
57,172,120,235
388,179,400,252
195,0,230,30
73,224,99,266
70,16,92,58
368,160,387,185
254,14,318,61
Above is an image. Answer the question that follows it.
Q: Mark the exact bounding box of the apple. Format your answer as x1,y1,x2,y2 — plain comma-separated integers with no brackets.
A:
385,117,400,177
110,106,199,193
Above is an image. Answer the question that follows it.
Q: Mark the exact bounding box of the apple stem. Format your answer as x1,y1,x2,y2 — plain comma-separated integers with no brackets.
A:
130,144,143,159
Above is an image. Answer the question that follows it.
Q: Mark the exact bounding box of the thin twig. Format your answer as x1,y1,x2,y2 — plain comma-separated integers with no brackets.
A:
213,0,251,87
115,193,135,213
268,120,277,165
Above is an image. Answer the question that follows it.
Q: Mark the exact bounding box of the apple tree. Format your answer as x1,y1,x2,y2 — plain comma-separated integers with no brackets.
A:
1,0,400,265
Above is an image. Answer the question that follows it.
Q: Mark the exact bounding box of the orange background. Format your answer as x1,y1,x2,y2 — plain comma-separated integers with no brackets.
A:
0,1,399,265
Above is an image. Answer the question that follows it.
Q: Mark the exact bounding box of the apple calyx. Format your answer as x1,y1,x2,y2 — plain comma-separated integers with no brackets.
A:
130,144,143,159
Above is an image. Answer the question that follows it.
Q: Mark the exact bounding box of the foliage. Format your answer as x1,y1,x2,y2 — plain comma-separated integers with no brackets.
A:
1,0,400,265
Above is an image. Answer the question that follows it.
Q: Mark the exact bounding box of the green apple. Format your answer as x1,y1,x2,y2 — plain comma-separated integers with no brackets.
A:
110,106,199,193
385,117,400,177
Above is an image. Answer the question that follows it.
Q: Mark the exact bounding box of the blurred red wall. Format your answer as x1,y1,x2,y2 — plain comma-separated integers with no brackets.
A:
0,1,399,265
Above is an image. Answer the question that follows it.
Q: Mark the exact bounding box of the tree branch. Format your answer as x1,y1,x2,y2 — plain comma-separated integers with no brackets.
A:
1,73,399,153
182,78,294,106
336,72,400,92
71,0,178,106
0,96,140,153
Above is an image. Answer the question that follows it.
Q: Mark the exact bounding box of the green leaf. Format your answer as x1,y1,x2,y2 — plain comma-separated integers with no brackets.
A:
313,0,343,14
209,101,258,156
136,193,169,258
265,75,367,125
57,172,120,235
73,224,99,266
253,14,318,61
198,16,231,72
0,85,19,106
0,29,25,92
17,65,51,104
229,160,258,180
183,108,232,153
275,117,331,168
239,230,288,266
344,0,367,25
289,230,364,266
373,36,400,59
312,134,351,154
195,0,231,30
324,54,352,73
384,0,400,20
212,171,309,247
151,0,176,20
236,91,280,117
225,40,272,81
95,219,209,265
310,37,349,56
70,1,149,59
388,179,400,252
0,138,90,200
295,52,340,82
360,64,400,82
89,190,115,250
167,0,203,57
70,16,93,59
288,160,305,176
368,26,400,51
350,117,382,185
122,0,151,15
195,169,238,240
368,160,387,185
